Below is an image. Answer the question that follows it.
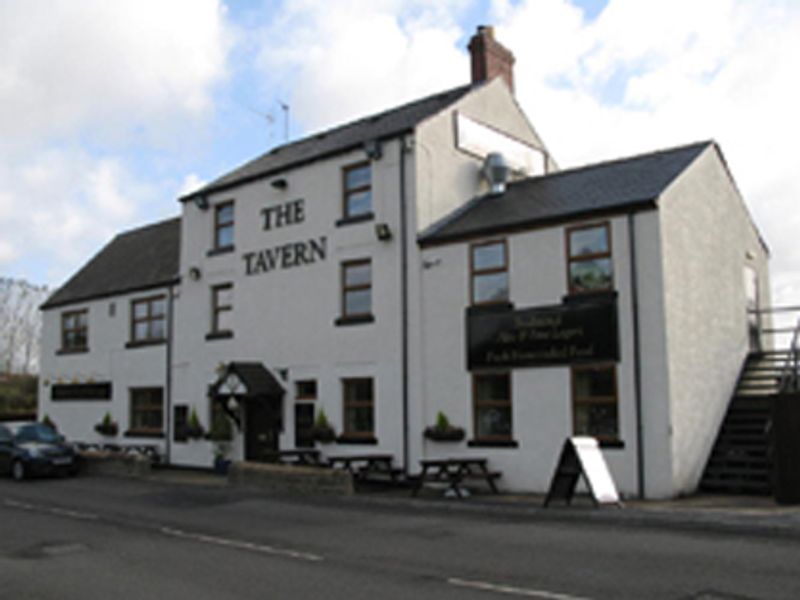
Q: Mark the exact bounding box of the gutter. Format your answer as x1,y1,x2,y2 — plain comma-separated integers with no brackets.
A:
628,213,645,499
164,284,175,465
399,136,411,473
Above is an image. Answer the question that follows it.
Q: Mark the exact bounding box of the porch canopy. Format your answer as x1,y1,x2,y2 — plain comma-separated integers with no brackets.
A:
208,362,285,428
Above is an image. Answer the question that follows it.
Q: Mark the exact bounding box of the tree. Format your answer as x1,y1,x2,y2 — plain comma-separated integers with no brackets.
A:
0,278,49,375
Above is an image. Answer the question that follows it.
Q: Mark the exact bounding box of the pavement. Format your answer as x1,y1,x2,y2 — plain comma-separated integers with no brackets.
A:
142,466,800,540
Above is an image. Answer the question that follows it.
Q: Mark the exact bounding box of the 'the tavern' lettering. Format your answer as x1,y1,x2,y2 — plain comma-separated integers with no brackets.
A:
242,237,327,276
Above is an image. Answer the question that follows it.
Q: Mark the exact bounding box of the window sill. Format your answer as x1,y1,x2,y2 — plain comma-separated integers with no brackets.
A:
334,314,374,327
56,347,89,355
467,439,519,448
124,430,165,439
336,435,378,445
562,290,617,304
206,331,234,341
125,339,166,349
598,439,625,449
335,212,374,227
207,245,235,257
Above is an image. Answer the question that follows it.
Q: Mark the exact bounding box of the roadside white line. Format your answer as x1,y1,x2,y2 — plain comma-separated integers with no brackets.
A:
448,577,593,600
160,527,323,562
47,507,99,521
3,499,99,521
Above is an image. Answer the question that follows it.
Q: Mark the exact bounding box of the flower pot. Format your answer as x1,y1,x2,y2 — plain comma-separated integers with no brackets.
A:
424,426,465,442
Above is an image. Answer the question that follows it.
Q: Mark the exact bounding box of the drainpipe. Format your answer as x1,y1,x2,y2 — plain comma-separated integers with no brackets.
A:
399,136,410,473
164,284,175,465
628,213,645,499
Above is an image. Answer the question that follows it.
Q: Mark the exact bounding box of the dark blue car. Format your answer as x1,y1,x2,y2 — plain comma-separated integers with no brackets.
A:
0,423,79,481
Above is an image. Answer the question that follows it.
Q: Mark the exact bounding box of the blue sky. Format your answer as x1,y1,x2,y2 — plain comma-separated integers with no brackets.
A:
2,0,799,308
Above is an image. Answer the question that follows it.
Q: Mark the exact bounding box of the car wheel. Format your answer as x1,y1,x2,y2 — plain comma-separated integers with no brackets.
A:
11,460,26,481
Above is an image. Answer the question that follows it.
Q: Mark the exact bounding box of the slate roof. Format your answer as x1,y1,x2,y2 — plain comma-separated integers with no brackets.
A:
419,141,713,246
41,218,181,309
181,84,474,202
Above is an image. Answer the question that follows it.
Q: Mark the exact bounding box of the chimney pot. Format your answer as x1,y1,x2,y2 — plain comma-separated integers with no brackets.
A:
468,25,515,92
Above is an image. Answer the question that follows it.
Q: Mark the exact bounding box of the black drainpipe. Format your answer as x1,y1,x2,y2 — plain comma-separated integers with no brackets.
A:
164,283,175,465
399,137,410,473
628,213,645,499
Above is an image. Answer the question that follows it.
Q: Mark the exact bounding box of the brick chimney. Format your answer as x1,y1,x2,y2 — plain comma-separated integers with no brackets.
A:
468,25,515,92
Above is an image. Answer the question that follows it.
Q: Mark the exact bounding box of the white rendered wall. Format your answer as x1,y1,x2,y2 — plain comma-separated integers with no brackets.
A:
417,215,652,497
38,288,171,453
658,145,771,495
171,142,409,468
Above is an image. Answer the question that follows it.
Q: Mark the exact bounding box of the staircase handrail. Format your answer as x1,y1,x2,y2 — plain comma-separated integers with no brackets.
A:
778,316,800,392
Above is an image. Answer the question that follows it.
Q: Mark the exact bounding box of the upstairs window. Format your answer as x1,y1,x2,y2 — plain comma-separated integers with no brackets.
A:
567,223,613,294
470,240,509,305
341,259,372,319
295,380,317,400
130,295,166,343
342,162,372,220
213,201,234,251
209,283,233,338
61,309,88,352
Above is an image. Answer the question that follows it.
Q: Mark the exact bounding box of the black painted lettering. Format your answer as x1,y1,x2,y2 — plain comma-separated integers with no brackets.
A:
309,236,326,262
294,242,308,265
243,252,256,275
281,243,295,269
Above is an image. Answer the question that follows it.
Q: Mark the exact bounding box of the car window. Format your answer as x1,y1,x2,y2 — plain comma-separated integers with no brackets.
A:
15,424,61,443
0,424,11,442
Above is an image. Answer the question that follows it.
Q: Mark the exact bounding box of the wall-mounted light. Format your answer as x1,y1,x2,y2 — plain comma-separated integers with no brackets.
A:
227,397,238,412
194,195,209,210
364,139,382,160
375,222,392,241
188,266,202,281
271,178,288,190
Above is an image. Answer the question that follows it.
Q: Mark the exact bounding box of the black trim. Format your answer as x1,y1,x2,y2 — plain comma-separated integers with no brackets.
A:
336,212,374,227
56,347,89,355
334,315,374,327
205,331,234,341
468,439,519,448
207,245,235,257
562,290,618,305
600,439,625,449
125,339,166,349
336,435,378,445
52,382,112,401
124,430,165,439
466,302,514,316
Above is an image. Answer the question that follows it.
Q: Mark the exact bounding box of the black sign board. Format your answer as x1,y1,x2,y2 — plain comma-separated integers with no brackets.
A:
467,298,618,370
544,437,622,508
51,382,112,401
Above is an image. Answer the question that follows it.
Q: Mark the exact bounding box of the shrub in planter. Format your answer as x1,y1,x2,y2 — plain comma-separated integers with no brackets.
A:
311,409,336,444
186,408,206,439
94,412,119,436
424,411,465,442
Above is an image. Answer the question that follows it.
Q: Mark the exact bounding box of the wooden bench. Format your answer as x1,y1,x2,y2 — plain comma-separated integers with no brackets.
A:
265,449,323,467
411,457,501,498
327,453,402,484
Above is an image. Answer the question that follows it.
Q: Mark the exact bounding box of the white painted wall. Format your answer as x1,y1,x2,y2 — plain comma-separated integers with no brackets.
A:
38,288,171,453
658,145,771,494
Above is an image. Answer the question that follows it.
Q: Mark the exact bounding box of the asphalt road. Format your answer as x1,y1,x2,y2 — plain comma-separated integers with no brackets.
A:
1,475,799,600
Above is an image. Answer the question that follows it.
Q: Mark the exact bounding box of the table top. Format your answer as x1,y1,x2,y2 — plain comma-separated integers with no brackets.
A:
327,453,394,463
419,457,488,467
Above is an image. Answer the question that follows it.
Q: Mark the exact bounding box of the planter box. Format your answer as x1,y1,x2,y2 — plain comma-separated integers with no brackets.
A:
424,427,466,442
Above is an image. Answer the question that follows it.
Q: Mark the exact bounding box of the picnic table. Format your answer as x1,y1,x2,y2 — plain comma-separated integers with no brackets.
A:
411,457,501,498
326,453,401,483
265,449,322,466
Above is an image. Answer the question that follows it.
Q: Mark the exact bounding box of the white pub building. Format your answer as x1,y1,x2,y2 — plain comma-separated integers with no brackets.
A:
38,27,771,499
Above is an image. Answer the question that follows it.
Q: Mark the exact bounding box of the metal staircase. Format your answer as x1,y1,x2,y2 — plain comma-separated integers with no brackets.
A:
700,308,800,495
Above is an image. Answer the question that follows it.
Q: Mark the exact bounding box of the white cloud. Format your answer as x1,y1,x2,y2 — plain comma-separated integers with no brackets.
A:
178,173,208,197
0,0,232,147
256,0,468,132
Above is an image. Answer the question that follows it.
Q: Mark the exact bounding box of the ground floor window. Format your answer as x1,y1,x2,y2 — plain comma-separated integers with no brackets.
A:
571,364,618,441
342,378,374,438
129,387,164,435
473,372,512,441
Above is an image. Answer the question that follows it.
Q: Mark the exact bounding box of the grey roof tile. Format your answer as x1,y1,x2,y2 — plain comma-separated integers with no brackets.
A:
419,141,712,245
41,218,180,309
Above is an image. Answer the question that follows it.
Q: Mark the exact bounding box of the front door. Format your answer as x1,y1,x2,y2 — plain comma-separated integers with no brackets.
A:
295,403,315,448
244,400,280,461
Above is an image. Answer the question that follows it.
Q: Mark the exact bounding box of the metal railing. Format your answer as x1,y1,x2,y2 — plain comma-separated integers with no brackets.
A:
752,305,800,393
